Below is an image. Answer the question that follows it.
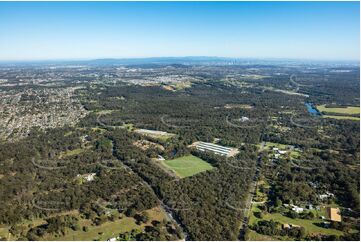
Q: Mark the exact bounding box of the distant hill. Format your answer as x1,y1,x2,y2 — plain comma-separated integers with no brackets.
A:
0,57,358,67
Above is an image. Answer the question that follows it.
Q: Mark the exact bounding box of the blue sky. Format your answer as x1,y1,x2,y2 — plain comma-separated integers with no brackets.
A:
0,1,359,61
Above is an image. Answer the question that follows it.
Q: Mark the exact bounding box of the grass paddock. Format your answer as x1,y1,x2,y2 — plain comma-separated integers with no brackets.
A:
317,105,360,115
161,155,213,178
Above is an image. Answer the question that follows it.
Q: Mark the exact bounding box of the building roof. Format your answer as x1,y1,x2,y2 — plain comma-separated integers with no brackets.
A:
282,223,291,229
328,207,341,222
192,141,239,157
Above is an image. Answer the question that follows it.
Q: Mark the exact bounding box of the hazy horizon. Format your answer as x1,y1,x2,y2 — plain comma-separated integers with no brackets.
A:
0,56,359,63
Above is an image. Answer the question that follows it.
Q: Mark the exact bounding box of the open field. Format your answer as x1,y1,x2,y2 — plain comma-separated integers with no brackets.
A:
0,226,10,241
247,229,279,241
323,115,360,121
95,110,115,115
264,142,289,150
64,131,73,137
50,216,137,241
59,145,92,158
133,139,164,151
249,204,344,238
44,207,167,241
59,148,86,158
224,103,254,109
1,207,168,241
0,210,79,241
317,105,360,115
160,155,213,178
162,81,192,92
134,129,175,141
253,178,269,203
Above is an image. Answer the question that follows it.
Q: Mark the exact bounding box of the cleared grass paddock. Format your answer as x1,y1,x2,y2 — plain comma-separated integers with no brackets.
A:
161,155,213,178
317,105,360,115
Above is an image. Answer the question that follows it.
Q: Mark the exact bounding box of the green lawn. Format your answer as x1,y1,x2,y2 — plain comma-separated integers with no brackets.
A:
64,131,73,137
59,146,92,158
224,103,254,109
0,226,9,240
317,105,360,115
45,216,138,241
253,179,270,202
247,229,277,241
161,155,213,178
173,81,192,90
1,207,168,241
0,211,79,241
264,142,288,150
43,207,166,241
323,115,360,121
249,205,343,238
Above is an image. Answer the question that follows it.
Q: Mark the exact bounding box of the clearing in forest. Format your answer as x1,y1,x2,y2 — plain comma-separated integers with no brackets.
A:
316,105,360,121
162,81,192,91
249,204,344,239
260,142,301,159
40,207,167,241
224,103,254,109
323,115,360,121
134,129,175,141
58,146,92,158
160,155,213,178
316,105,360,115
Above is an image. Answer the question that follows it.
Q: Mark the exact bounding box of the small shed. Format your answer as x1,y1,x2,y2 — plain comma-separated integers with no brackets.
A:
327,207,341,222
282,224,291,229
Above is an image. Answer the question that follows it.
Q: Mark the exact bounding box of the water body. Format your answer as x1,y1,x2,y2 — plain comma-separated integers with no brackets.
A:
171,150,177,157
305,102,321,116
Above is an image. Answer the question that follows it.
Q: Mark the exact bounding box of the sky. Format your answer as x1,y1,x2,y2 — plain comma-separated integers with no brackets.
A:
0,1,359,61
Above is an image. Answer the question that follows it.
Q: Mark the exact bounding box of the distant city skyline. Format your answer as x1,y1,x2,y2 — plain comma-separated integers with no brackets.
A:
0,1,359,61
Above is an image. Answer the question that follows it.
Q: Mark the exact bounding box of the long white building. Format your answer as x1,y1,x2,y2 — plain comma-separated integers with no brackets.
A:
192,141,239,157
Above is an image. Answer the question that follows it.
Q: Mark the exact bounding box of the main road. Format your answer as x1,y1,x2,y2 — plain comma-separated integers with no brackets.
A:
238,141,265,240
110,140,189,240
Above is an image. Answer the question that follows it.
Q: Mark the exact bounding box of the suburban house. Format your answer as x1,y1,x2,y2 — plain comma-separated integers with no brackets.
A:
77,173,97,182
282,223,301,229
291,204,304,213
319,191,335,200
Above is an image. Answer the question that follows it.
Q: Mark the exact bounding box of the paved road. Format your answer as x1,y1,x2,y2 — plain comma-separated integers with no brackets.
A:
289,74,300,92
110,140,189,240
238,141,265,240
118,162,189,240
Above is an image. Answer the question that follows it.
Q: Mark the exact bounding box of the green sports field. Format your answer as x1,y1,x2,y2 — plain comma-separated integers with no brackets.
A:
315,105,360,121
161,155,213,178
316,105,360,115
